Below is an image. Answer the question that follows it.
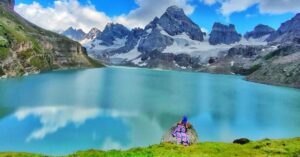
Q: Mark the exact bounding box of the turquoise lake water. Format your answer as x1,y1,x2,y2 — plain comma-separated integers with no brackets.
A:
0,67,300,155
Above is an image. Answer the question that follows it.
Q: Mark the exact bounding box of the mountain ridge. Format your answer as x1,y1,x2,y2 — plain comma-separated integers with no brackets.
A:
60,5,300,88
0,1,103,78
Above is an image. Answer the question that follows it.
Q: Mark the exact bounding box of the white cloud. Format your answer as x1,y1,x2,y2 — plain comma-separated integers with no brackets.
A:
15,106,139,142
15,106,101,142
15,0,111,32
15,0,195,32
200,0,217,5
200,0,300,16
220,0,258,16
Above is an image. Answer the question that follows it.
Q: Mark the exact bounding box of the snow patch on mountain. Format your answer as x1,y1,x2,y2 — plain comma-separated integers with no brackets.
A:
111,39,142,61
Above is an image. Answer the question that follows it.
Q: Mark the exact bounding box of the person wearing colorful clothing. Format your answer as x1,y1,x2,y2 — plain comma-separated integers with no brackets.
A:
172,116,190,146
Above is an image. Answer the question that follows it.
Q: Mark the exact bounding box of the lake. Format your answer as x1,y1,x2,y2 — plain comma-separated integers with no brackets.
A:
0,67,300,155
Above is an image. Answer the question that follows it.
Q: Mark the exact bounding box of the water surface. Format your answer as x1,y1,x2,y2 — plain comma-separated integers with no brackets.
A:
0,67,300,155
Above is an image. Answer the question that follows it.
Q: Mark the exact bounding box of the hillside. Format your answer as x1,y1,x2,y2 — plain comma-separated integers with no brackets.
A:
0,138,299,157
0,1,103,78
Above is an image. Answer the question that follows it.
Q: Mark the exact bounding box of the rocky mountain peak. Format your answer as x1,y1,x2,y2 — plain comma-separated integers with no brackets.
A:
209,22,241,45
244,24,275,39
145,5,204,41
267,13,300,42
0,0,15,10
62,27,86,41
84,27,101,40
97,23,131,46
165,5,185,16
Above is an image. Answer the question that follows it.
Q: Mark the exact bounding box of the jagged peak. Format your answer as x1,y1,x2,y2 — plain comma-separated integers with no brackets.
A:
104,23,129,31
212,22,237,32
166,5,184,13
64,27,86,34
89,27,100,31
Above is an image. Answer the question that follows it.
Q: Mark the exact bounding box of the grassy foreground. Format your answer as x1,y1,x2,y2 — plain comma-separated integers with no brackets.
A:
1,138,300,157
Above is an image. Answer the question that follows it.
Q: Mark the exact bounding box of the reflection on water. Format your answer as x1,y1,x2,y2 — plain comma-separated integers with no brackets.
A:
0,67,300,155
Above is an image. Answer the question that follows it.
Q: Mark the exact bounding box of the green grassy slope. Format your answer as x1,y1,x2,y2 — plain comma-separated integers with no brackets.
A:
1,138,299,157
0,5,103,77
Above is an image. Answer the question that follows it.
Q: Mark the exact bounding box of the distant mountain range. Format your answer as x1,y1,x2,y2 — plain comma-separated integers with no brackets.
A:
60,5,299,88
0,0,102,78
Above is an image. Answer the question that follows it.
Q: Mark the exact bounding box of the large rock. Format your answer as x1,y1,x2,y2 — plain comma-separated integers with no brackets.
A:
62,27,86,41
244,24,275,39
209,23,241,45
145,5,205,41
161,124,199,144
233,138,251,145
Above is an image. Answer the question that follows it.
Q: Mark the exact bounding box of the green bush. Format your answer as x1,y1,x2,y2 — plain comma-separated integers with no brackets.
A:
0,47,9,60
18,49,33,60
0,36,8,47
30,56,47,69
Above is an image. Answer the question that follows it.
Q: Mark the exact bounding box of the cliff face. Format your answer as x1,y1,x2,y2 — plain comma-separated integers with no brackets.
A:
0,2,102,77
209,23,241,45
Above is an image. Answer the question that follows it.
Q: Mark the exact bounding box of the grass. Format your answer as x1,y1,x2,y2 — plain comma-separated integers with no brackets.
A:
0,138,299,157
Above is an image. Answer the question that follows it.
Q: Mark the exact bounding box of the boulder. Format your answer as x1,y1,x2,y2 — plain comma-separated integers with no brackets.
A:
161,124,199,144
233,138,251,145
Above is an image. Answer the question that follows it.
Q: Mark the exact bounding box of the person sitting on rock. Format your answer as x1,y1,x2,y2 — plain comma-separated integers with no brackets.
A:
172,116,190,146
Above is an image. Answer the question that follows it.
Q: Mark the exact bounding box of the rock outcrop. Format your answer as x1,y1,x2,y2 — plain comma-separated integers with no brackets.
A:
227,45,264,58
209,23,241,45
84,27,101,40
233,138,251,145
244,24,275,39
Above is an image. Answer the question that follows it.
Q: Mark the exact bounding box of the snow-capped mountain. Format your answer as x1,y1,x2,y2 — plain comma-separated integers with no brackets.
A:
62,5,300,88
81,5,272,67
62,27,86,41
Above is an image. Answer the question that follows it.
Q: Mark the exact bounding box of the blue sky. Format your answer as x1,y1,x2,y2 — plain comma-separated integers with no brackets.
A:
15,0,298,34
